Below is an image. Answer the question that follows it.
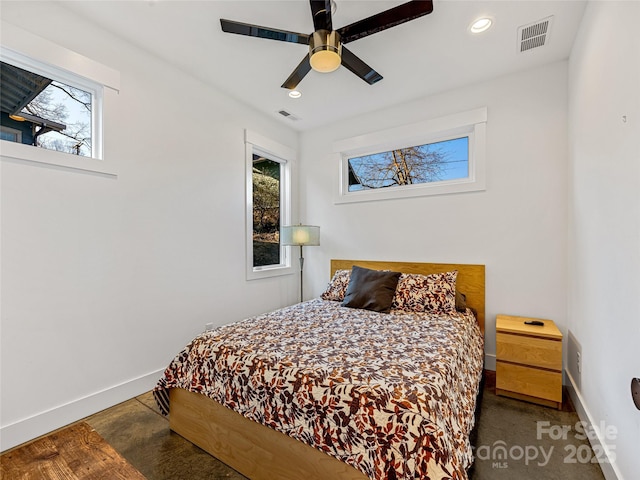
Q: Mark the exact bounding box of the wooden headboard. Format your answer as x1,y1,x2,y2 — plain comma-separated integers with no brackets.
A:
331,259,486,334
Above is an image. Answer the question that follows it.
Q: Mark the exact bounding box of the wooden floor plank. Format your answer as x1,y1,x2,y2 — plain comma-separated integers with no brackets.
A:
0,422,145,480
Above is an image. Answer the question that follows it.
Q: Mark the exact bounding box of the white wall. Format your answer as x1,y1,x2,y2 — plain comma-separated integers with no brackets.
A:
567,2,640,480
0,2,298,450
300,61,569,370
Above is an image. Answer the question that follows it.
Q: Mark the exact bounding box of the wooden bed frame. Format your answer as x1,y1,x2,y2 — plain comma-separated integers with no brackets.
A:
169,260,485,480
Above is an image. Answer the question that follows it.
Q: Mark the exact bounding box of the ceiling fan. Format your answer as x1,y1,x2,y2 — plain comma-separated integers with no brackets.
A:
220,0,434,90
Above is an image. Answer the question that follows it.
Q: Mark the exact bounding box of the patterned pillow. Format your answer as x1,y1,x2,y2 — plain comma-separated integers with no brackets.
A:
392,271,458,314
321,269,351,301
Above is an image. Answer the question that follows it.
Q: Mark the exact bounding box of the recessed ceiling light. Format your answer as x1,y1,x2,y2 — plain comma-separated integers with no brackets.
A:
288,90,302,99
470,17,493,34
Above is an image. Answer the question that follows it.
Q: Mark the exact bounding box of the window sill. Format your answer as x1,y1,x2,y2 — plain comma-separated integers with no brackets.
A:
0,140,117,177
336,174,485,204
247,264,296,281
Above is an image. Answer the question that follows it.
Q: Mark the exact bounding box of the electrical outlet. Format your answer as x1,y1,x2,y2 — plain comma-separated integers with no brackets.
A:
568,331,582,390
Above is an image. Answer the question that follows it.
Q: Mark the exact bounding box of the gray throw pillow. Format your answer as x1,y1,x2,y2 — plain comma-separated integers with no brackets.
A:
342,265,401,313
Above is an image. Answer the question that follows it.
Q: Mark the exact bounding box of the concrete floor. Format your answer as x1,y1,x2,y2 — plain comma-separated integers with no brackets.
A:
85,379,606,480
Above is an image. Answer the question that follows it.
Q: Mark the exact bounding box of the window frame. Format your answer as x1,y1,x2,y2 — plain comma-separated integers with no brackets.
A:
0,21,120,176
333,107,487,204
245,130,295,280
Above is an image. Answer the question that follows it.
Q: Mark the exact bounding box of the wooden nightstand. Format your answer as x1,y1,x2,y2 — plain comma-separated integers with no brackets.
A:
496,314,563,409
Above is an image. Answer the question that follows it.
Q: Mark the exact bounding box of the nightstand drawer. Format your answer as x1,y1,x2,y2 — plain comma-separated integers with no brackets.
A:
496,362,562,402
496,332,562,370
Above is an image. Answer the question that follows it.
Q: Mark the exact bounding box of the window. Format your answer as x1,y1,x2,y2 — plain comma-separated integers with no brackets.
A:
245,130,295,280
252,155,283,268
1,21,120,175
1,61,94,157
348,136,469,192
1,126,22,143
334,107,487,203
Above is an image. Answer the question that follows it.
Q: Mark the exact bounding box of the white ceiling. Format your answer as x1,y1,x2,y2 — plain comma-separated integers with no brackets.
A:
60,0,587,131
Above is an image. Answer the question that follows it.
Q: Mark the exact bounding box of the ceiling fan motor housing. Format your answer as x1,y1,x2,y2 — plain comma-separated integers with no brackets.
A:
309,30,342,72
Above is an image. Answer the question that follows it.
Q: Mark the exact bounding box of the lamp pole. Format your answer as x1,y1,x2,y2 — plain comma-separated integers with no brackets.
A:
299,245,304,303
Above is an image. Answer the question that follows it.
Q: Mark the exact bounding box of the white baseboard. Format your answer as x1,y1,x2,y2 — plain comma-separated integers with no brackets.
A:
0,369,163,452
484,353,496,371
565,369,624,480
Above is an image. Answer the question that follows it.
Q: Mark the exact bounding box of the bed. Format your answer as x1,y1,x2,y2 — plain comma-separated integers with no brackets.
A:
154,259,485,480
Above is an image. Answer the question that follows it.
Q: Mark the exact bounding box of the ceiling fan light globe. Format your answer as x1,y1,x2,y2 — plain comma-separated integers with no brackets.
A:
309,30,342,73
310,50,341,73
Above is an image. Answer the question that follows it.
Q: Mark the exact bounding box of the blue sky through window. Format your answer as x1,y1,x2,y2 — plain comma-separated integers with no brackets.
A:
348,136,469,192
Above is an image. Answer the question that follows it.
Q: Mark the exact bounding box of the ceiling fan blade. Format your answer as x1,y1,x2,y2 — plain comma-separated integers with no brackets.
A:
310,0,333,31
281,55,313,89
338,0,433,44
341,47,383,85
220,19,309,45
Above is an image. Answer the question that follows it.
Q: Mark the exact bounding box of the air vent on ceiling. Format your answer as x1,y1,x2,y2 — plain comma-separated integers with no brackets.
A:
277,109,300,121
517,16,553,53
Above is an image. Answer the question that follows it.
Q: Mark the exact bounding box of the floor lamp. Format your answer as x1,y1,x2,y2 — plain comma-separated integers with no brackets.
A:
281,225,320,303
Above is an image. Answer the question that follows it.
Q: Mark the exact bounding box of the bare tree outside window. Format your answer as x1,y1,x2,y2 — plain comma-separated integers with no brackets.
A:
26,81,92,156
348,137,469,191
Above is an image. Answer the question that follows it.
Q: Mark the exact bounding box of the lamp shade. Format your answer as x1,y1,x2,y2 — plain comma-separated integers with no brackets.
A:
281,225,320,246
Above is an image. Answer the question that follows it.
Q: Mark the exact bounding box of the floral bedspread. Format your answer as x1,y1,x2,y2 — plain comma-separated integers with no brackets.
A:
153,299,484,480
